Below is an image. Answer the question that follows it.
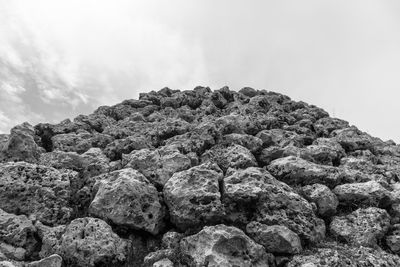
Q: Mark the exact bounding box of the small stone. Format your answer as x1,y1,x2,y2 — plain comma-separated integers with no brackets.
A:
301,184,338,217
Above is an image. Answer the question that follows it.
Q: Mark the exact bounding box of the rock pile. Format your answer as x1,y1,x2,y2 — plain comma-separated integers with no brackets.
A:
1,86,400,266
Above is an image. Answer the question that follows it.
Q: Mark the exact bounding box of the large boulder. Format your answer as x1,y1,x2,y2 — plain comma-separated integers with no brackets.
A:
300,184,338,217
0,162,76,225
59,218,128,267
246,222,302,254
122,147,192,187
201,144,257,172
333,181,392,208
222,167,325,244
89,168,165,235
330,126,382,152
163,163,225,231
330,207,390,247
268,156,345,188
180,224,272,267
0,122,42,163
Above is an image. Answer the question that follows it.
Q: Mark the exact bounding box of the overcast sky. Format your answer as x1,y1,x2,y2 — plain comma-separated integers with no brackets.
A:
1,0,400,141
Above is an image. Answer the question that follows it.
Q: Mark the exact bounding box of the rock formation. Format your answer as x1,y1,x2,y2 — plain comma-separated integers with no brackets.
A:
1,86,400,266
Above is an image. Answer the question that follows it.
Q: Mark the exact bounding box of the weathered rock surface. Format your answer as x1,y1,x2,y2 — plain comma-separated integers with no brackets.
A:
330,207,390,247
333,181,393,208
223,167,325,244
246,222,302,254
0,162,76,225
180,224,272,267
301,184,338,217
89,168,164,234
164,163,224,230
26,254,63,267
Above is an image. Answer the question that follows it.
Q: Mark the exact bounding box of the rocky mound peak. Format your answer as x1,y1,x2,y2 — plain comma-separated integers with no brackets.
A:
1,86,400,266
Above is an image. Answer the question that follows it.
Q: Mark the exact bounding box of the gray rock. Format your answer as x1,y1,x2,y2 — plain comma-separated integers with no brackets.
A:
1,122,42,163
26,254,63,267
386,224,400,254
313,117,350,137
0,162,76,225
163,163,224,230
0,243,25,261
39,151,86,172
287,242,400,267
330,126,383,152
223,167,325,244
35,222,66,259
256,129,304,147
301,184,338,217
89,168,164,234
161,231,183,250
152,258,173,267
330,207,390,247
246,222,302,254
268,156,344,188
104,135,152,161
122,147,191,187
333,181,392,208
219,133,263,154
59,217,128,267
201,144,257,172
52,132,113,154
180,224,272,267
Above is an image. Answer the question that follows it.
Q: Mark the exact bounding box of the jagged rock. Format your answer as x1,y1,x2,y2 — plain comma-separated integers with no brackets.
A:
201,144,257,172
52,132,113,154
0,122,42,163
143,249,175,267
0,135,8,151
26,254,63,267
256,129,304,147
39,151,86,172
219,133,263,154
239,87,258,97
313,117,350,137
103,135,152,161
287,242,400,267
0,162,76,225
35,222,66,259
163,163,224,230
300,184,338,217
152,258,173,267
268,156,344,188
89,168,164,234
81,148,110,177
0,242,25,261
59,218,128,267
223,167,325,244
386,224,400,254
180,224,272,267
330,207,390,247
0,209,37,258
246,222,302,254
0,261,19,267
333,181,392,208
122,147,192,187
330,126,383,152
161,231,183,250
257,146,285,165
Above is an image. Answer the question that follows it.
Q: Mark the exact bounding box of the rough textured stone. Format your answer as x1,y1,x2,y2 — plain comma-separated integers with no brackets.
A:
89,168,164,234
386,224,400,254
0,209,37,258
246,222,302,254
52,132,113,154
26,254,63,267
39,151,86,172
333,181,392,208
288,242,400,267
0,162,76,225
35,222,66,259
104,135,152,161
180,224,272,267
152,258,173,267
301,184,338,217
122,147,192,187
331,126,382,152
330,207,390,247
219,133,263,154
59,217,128,267
201,144,257,172
163,163,224,230
0,122,42,163
223,167,325,244
268,156,345,188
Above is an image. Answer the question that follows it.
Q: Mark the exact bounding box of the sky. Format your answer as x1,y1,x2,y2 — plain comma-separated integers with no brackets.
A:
1,0,400,142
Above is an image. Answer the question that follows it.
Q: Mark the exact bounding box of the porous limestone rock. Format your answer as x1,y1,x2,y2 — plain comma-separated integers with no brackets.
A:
163,163,225,230
0,162,76,225
89,168,164,234
333,181,392,208
330,207,390,247
180,224,272,267
222,167,325,244
301,184,338,217
26,254,63,267
246,222,302,254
